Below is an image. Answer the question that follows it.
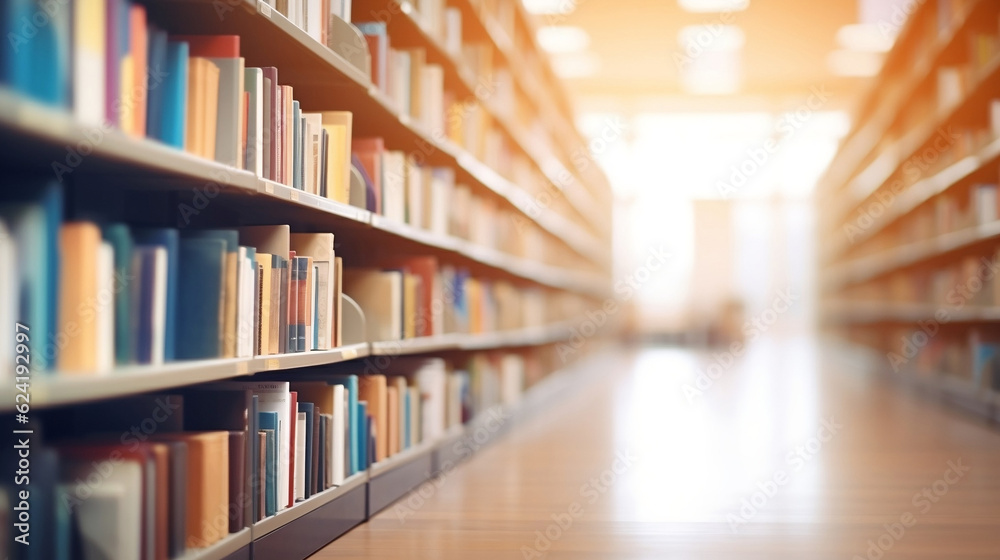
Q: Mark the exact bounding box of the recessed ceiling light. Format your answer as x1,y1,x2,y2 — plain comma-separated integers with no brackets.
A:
537,26,591,53
678,0,749,13
522,0,576,15
836,24,894,52
827,49,883,77
678,25,746,52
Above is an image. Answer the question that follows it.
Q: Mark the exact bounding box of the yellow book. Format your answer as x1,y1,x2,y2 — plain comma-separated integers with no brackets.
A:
58,222,102,373
221,250,237,358
403,273,419,339
319,112,353,203
186,58,206,156
333,256,343,347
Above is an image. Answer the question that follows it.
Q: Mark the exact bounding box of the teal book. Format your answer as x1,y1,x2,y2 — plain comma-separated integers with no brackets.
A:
160,41,189,148
259,410,279,517
102,224,134,365
0,0,69,107
146,27,169,144
328,375,359,475
0,180,62,372
133,228,179,361
176,238,225,359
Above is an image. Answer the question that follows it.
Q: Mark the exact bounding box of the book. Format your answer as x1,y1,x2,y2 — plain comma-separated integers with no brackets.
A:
73,0,106,124
0,0,70,107
259,423,277,516
131,245,168,365
159,40,189,148
244,67,265,175
289,233,335,350
176,237,225,359
133,228,180,361
295,411,307,501
328,375,360,475
358,375,388,462
356,22,388,92
343,268,404,342
320,111,353,203
58,222,102,373
387,385,399,456
174,35,244,168
299,401,315,497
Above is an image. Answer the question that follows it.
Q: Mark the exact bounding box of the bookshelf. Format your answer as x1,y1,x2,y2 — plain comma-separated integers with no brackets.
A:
818,0,1000,419
0,0,613,557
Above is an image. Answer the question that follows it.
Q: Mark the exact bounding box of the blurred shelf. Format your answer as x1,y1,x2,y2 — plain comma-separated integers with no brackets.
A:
369,322,574,356
178,528,252,560
251,471,368,560
252,471,368,538
824,213,1000,290
822,303,1000,324
818,0,986,200
4,344,370,412
367,437,436,515
823,49,1000,259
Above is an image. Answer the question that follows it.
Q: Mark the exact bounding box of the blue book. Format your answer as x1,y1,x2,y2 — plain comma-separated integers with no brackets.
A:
258,411,279,517
354,23,387,89
133,246,158,364
101,224,133,365
133,228,179,361
0,0,69,107
292,101,302,190
327,375,359,474
298,402,314,498
160,41,189,148
146,27,169,141
0,180,62,372
358,401,369,470
250,394,259,521
176,238,225,359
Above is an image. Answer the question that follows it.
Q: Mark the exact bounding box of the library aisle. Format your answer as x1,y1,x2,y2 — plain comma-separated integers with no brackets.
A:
315,336,1000,560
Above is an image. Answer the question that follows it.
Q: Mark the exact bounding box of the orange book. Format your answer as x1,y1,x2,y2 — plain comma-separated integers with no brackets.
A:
129,5,148,136
203,59,220,160
151,432,230,549
58,222,101,373
357,375,388,462
171,35,240,58
186,57,206,156
387,385,399,456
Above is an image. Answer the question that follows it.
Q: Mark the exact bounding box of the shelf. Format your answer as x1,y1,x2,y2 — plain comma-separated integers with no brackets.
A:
364,0,608,237
818,0,986,200
367,438,436,516
822,303,1000,324
369,323,575,356
251,472,368,560
179,528,253,560
824,50,1000,253
2,344,370,412
824,211,1000,290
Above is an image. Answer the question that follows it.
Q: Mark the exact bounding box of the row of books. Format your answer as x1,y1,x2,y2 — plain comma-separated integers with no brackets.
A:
0,351,529,559
883,325,1000,393
0,181,584,376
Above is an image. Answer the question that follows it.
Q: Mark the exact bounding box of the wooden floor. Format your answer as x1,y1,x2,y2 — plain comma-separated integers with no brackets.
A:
311,336,1000,559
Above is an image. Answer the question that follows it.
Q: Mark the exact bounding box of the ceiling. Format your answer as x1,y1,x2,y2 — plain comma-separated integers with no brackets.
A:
533,0,872,113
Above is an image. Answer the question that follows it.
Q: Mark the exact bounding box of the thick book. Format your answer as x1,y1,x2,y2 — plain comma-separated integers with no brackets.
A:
185,230,239,358
327,375,360,475
173,35,244,168
131,245,168,365
133,228,179,361
159,40,189,148
58,222,102,373
319,112,353,203
342,268,403,342
357,375,388,463
176,237,225,359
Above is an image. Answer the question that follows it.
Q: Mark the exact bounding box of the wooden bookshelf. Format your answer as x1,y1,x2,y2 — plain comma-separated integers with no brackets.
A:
0,0,614,556
819,0,1000,419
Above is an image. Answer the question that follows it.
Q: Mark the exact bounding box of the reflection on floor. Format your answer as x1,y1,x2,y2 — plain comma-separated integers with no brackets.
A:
311,336,1000,559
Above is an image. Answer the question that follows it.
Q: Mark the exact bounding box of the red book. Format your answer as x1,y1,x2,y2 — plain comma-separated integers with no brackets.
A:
170,34,240,58
129,5,148,136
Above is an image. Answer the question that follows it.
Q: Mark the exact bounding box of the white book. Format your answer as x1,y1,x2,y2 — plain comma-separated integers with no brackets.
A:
444,8,462,56
446,373,462,429
414,359,446,442
429,168,453,236
96,242,114,373
341,0,352,22
405,155,423,228
308,264,317,350
73,0,106,125
244,68,264,176
382,151,407,223
295,411,307,500
0,221,15,379
150,247,168,365
209,57,245,168
420,64,444,133
332,384,345,485
306,0,322,40
500,354,524,407
408,386,420,446
68,461,142,559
